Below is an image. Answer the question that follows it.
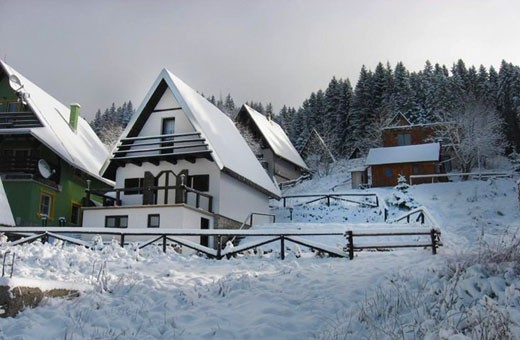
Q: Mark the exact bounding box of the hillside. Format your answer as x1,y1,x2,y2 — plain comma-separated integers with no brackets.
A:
1,171,519,339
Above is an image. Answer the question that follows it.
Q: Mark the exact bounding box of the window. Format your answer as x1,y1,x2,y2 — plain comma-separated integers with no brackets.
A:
39,192,53,218
161,118,175,153
162,118,175,135
412,165,420,174
7,102,18,112
188,175,209,192
105,215,128,228
397,133,412,146
70,203,81,225
124,178,143,195
147,214,160,228
384,168,393,178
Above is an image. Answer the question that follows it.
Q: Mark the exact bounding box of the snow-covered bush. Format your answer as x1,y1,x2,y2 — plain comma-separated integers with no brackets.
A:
387,175,418,210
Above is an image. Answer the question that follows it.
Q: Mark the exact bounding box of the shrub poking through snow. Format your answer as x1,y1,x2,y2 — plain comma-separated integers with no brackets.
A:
387,174,418,210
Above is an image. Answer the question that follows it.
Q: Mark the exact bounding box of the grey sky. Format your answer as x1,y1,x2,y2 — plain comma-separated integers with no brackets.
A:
1,0,519,120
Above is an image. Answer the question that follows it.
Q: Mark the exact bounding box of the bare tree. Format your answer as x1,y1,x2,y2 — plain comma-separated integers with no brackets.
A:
435,96,508,174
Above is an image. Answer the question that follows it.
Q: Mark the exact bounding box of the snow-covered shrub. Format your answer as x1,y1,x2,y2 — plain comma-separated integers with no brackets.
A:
387,175,418,210
0,232,7,245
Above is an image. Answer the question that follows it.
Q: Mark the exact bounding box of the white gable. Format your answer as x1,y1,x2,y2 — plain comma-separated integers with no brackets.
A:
117,69,281,198
0,178,15,226
366,143,440,165
241,105,309,170
0,61,112,185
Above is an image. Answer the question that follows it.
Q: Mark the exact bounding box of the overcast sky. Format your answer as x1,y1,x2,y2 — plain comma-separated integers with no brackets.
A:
1,0,519,120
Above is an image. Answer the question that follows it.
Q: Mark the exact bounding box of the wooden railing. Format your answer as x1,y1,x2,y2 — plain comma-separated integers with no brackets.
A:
0,112,42,128
344,228,441,260
85,184,213,212
279,192,389,221
0,225,441,261
410,171,512,184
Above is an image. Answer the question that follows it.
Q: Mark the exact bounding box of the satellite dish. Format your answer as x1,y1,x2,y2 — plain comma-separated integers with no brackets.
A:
8,74,23,92
38,159,54,179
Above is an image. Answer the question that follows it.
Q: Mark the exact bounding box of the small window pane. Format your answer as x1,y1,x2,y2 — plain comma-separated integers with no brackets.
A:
384,169,393,178
189,175,209,192
70,204,81,225
40,194,52,217
148,214,160,228
8,102,18,112
124,178,142,195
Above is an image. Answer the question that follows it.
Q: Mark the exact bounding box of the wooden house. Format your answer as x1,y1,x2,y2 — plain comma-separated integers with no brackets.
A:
366,143,441,187
0,60,112,226
234,104,309,183
81,69,280,248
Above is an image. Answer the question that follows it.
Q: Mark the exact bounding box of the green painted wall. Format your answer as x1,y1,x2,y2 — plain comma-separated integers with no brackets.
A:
4,159,108,226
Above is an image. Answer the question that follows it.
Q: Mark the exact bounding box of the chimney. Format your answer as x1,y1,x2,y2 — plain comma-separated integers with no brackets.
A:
69,103,80,131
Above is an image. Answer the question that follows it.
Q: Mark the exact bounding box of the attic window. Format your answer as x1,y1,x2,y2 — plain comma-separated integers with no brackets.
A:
397,133,412,146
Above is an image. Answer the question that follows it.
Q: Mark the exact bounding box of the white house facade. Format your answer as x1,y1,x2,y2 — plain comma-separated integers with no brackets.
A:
81,69,280,248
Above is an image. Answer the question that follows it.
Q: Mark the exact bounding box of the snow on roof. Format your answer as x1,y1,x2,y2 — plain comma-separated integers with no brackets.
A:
239,105,309,170
118,69,280,198
0,61,112,185
366,143,440,166
0,178,15,226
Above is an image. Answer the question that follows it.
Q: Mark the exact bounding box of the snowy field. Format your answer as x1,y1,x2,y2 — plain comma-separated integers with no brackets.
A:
1,172,520,339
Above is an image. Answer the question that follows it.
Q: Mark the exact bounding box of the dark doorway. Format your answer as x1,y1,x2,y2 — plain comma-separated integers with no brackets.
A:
200,217,209,247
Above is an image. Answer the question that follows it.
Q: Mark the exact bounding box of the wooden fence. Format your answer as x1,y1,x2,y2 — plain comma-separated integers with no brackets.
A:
279,192,389,221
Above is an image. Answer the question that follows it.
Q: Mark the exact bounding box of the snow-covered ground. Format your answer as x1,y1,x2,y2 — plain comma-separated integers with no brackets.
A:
1,170,519,339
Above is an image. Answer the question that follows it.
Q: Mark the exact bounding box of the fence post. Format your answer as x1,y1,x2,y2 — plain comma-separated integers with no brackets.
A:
250,214,253,227
283,197,286,208
289,208,293,221
430,229,438,255
326,195,330,207
120,234,125,248
420,213,425,224
217,236,222,259
280,236,285,260
162,235,167,253
346,231,354,260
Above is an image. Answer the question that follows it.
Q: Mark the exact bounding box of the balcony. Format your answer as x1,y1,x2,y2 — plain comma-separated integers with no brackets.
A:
0,112,42,129
111,132,212,166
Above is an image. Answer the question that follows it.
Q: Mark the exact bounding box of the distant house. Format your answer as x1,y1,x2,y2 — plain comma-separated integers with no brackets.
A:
0,60,112,226
366,143,441,187
299,128,335,173
234,104,309,183
82,69,280,247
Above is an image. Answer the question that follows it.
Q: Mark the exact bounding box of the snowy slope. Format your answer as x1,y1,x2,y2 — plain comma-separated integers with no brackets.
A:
0,174,519,338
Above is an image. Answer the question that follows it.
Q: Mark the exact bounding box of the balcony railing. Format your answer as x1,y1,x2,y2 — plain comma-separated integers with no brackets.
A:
84,184,213,213
111,132,212,164
0,156,38,174
0,112,42,129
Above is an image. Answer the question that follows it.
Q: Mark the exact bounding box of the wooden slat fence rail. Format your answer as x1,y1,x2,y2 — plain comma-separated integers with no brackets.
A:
279,192,389,221
0,226,441,260
410,171,512,184
344,228,441,260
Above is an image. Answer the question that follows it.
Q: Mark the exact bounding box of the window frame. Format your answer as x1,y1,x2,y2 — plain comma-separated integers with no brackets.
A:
147,214,160,228
105,215,128,228
70,202,81,225
39,190,54,220
397,133,412,146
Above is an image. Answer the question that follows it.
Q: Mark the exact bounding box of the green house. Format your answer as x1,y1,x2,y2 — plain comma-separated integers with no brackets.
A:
0,60,113,226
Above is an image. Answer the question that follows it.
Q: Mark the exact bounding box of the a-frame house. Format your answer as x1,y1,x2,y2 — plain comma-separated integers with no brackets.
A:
234,104,309,183
82,69,280,246
299,129,336,172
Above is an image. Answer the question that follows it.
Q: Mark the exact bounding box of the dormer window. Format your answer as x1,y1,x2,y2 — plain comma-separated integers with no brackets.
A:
161,118,175,154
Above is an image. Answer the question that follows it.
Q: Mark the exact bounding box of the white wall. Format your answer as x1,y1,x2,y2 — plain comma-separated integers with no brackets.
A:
82,204,214,250
218,172,271,225
273,156,303,182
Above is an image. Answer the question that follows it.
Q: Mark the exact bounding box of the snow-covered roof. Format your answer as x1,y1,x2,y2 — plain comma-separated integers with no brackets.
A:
238,105,309,170
366,143,440,166
0,178,15,226
114,69,281,198
0,61,112,185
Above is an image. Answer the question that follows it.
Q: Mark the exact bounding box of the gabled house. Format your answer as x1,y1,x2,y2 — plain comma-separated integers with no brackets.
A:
382,112,438,147
0,60,112,226
366,143,441,187
82,69,280,245
234,104,309,183
299,128,335,173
